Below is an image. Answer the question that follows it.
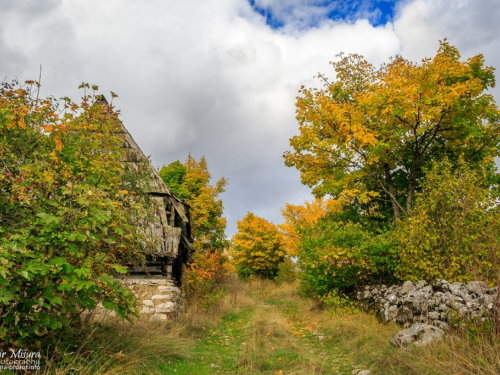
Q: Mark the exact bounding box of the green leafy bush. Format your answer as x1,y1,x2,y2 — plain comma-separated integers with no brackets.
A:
396,159,500,284
0,81,156,348
298,214,398,298
274,257,298,284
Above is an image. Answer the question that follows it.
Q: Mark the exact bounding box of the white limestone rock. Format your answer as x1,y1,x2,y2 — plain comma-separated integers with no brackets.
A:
139,306,150,314
390,324,445,347
150,313,167,321
158,285,181,294
152,294,171,300
155,302,175,313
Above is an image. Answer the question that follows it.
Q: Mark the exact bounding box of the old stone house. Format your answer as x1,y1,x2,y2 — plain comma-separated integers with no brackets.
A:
96,96,194,285
91,96,193,320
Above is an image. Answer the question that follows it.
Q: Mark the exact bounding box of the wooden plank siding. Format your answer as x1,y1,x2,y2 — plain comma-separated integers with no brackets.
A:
95,96,194,285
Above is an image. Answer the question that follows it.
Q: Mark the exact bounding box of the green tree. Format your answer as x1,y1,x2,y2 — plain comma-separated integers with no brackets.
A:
159,155,228,253
0,81,156,347
231,212,285,279
284,40,500,223
160,156,230,308
158,160,189,200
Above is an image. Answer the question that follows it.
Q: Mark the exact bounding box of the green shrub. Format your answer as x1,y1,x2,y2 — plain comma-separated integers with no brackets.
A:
321,290,358,314
274,257,298,284
298,215,398,298
183,250,230,311
396,159,500,284
0,81,155,348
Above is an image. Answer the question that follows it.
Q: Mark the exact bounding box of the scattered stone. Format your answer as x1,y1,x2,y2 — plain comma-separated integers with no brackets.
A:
143,300,155,307
352,370,371,375
390,324,445,347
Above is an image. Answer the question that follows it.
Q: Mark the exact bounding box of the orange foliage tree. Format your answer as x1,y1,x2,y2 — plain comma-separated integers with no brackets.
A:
232,213,285,279
279,198,335,257
284,40,500,223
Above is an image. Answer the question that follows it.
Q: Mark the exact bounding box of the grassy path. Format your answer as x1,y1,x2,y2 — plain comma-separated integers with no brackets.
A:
162,282,367,375
38,278,500,375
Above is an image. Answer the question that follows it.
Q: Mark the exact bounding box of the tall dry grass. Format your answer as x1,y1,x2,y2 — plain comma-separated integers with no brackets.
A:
384,322,500,375
291,285,500,374
40,319,191,375
39,275,250,375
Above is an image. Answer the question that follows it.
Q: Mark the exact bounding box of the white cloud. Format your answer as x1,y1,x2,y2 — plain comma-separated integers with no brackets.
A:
394,0,500,65
1,0,498,235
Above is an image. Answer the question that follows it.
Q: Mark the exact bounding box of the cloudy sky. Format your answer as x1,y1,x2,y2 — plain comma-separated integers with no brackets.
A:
1,0,499,236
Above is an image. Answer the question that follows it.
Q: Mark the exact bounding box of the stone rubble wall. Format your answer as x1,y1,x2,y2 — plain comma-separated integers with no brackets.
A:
92,277,183,321
357,280,499,330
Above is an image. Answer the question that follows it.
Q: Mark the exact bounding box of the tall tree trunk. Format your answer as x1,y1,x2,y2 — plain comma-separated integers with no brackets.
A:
406,180,415,214
384,163,401,223
406,158,422,214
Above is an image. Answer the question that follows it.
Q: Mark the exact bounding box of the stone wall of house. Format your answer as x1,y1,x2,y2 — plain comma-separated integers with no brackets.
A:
357,280,499,330
92,277,183,321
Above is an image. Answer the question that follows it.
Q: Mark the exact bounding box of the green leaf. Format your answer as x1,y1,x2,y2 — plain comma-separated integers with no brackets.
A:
112,264,127,274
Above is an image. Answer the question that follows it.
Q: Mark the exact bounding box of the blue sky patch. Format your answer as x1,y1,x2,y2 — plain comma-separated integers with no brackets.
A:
249,0,399,29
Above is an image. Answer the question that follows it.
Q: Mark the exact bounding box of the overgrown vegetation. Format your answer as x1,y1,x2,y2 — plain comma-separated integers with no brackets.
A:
3,38,500,373
160,155,231,309
281,40,500,300
396,158,500,284
39,278,500,374
0,81,155,349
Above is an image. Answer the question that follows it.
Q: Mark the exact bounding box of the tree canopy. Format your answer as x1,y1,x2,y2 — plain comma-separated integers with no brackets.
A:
396,158,500,284
232,212,285,279
284,40,500,222
160,155,228,253
279,198,333,257
160,156,230,309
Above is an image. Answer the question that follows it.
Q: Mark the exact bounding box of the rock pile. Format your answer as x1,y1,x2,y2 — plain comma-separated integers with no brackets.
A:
357,280,498,330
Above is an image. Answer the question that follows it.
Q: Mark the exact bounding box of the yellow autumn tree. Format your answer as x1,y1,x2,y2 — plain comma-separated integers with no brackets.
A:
232,212,285,279
284,40,500,223
279,198,337,256
159,155,230,308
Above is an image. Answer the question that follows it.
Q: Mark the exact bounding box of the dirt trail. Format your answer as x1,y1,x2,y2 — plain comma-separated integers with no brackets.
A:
164,281,369,375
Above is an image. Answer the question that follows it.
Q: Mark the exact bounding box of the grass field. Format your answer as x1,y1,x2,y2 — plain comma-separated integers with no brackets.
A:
37,277,500,375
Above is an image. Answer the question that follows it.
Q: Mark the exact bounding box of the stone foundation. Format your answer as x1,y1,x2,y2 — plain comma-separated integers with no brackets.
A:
92,277,183,321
